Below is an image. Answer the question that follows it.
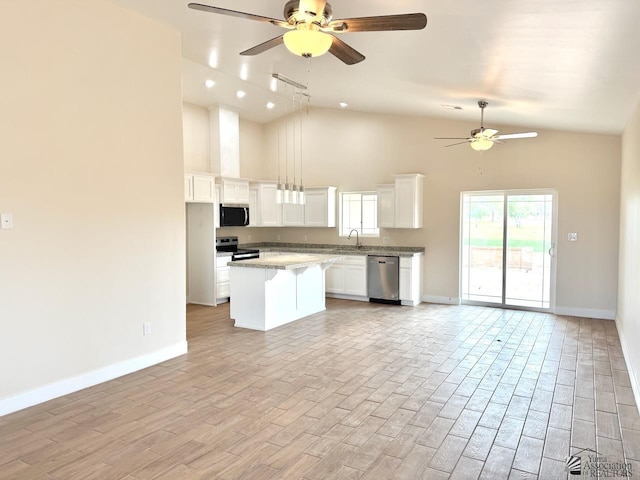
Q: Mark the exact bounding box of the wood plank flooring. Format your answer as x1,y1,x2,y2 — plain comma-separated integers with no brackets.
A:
1,299,640,479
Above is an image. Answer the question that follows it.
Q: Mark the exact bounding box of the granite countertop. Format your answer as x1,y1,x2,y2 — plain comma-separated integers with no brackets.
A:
229,253,343,270
243,242,425,258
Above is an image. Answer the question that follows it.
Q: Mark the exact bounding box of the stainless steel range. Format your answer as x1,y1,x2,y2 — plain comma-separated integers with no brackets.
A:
216,236,259,261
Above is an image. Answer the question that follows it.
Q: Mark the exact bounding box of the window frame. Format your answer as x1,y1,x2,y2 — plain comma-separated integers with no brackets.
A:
338,191,380,238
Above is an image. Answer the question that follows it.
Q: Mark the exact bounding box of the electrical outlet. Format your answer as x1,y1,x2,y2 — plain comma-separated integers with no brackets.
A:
1,213,13,230
247,234,252,242
383,236,389,245
143,322,151,336
276,234,281,241
303,235,308,241
568,232,578,242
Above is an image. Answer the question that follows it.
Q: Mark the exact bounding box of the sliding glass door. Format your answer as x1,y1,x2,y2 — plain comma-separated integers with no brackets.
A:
461,191,556,310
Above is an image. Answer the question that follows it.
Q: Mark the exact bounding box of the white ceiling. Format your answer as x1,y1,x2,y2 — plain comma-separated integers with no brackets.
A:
111,0,640,134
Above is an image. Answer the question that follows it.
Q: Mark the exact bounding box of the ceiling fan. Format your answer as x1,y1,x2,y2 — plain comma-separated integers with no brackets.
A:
435,101,538,151
188,0,427,65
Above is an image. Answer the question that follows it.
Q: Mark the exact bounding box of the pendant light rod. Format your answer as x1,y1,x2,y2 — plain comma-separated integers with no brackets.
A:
272,73,307,91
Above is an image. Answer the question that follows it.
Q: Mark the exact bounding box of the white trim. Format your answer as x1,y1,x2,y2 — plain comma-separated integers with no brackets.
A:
554,306,616,320
0,341,188,417
422,295,461,305
190,301,218,307
616,319,640,416
325,293,369,302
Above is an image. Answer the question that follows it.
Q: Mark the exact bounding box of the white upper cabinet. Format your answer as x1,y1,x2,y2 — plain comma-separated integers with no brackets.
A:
304,187,337,227
282,203,305,226
376,174,423,229
376,184,395,228
217,177,250,204
249,182,282,227
185,173,215,203
394,174,423,228
248,187,258,227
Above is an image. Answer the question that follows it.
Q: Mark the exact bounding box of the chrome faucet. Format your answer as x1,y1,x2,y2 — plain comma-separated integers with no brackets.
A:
348,229,362,249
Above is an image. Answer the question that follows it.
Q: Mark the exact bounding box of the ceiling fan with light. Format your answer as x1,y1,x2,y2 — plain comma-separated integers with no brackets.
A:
188,0,427,65
435,101,538,151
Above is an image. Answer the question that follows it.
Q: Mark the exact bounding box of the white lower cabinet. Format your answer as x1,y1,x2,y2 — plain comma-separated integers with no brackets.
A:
216,255,231,303
325,256,367,299
399,254,422,306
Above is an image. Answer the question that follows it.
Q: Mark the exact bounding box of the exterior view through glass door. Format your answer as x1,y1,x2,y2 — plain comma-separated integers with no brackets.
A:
461,191,555,310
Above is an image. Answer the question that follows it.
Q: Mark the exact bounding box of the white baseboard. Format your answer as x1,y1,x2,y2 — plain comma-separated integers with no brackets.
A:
325,293,369,302
554,306,616,320
422,295,461,305
0,341,188,417
615,320,640,416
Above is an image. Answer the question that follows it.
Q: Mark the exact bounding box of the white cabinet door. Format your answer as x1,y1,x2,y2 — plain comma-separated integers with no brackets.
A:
325,264,345,293
394,174,423,228
304,187,337,227
399,254,422,305
400,267,412,301
185,175,194,202
193,175,215,203
219,178,250,204
282,204,305,226
259,184,282,227
344,265,367,296
248,188,258,226
214,185,220,228
377,184,395,228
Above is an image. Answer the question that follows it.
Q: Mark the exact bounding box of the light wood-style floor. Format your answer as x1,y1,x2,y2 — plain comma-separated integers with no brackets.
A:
1,299,640,479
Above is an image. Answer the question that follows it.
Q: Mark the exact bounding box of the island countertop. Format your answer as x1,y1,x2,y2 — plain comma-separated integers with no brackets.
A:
229,253,343,270
241,242,424,258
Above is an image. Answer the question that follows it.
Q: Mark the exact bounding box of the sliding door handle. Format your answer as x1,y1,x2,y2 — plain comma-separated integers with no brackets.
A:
548,244,555,257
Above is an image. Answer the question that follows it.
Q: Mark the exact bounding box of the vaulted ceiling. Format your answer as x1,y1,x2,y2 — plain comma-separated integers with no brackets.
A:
111,0,640,134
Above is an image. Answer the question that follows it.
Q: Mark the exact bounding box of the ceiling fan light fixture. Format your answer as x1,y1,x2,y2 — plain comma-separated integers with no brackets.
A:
470,137,494,151
283,26,332,57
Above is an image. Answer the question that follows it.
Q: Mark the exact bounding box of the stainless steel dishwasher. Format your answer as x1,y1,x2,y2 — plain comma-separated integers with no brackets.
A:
367,255,400,305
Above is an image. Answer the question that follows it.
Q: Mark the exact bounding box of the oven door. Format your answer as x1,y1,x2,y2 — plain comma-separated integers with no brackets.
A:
220,205,249,227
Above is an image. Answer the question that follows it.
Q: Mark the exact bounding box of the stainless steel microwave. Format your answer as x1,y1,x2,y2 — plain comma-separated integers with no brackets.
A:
219,204,250,227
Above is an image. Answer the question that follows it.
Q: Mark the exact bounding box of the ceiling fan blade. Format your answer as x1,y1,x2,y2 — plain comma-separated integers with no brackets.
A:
240,35,284,56
327,13,427,32
493,132,538,140
188,3,291,29
435,137,471,140
445,140,471,147
329,35,365,65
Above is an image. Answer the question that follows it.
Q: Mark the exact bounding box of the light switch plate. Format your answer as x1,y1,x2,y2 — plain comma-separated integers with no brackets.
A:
568,232,578,241
1,213,13,229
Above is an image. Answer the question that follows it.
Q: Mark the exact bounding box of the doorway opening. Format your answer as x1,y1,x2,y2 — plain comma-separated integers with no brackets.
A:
460,190,557,310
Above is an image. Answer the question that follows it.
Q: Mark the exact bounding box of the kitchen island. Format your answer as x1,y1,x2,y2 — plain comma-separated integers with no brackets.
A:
229,253,343,331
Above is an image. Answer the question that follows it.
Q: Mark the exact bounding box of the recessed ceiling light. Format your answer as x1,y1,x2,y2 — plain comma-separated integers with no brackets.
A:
236,90,246,99
266,102,275,109
339,102,348,108
208,52,218,69
205,79,215,88
240,65,249,81
441,104,463,110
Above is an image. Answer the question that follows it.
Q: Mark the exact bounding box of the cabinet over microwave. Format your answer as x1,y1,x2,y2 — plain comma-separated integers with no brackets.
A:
220,204,250,227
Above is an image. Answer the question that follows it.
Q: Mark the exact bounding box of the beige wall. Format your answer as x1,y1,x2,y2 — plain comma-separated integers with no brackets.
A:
224,108,621,316
183,84,620,318
0,0,185,405
183,103,210,172
617,97,640,397
182,101,266,178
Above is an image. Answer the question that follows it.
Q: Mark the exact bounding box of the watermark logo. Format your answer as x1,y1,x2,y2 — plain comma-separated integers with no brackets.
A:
566,455,581,475
566,448,633,477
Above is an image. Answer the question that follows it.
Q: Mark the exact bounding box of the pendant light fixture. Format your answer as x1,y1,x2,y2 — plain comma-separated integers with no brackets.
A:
272,73,308,205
